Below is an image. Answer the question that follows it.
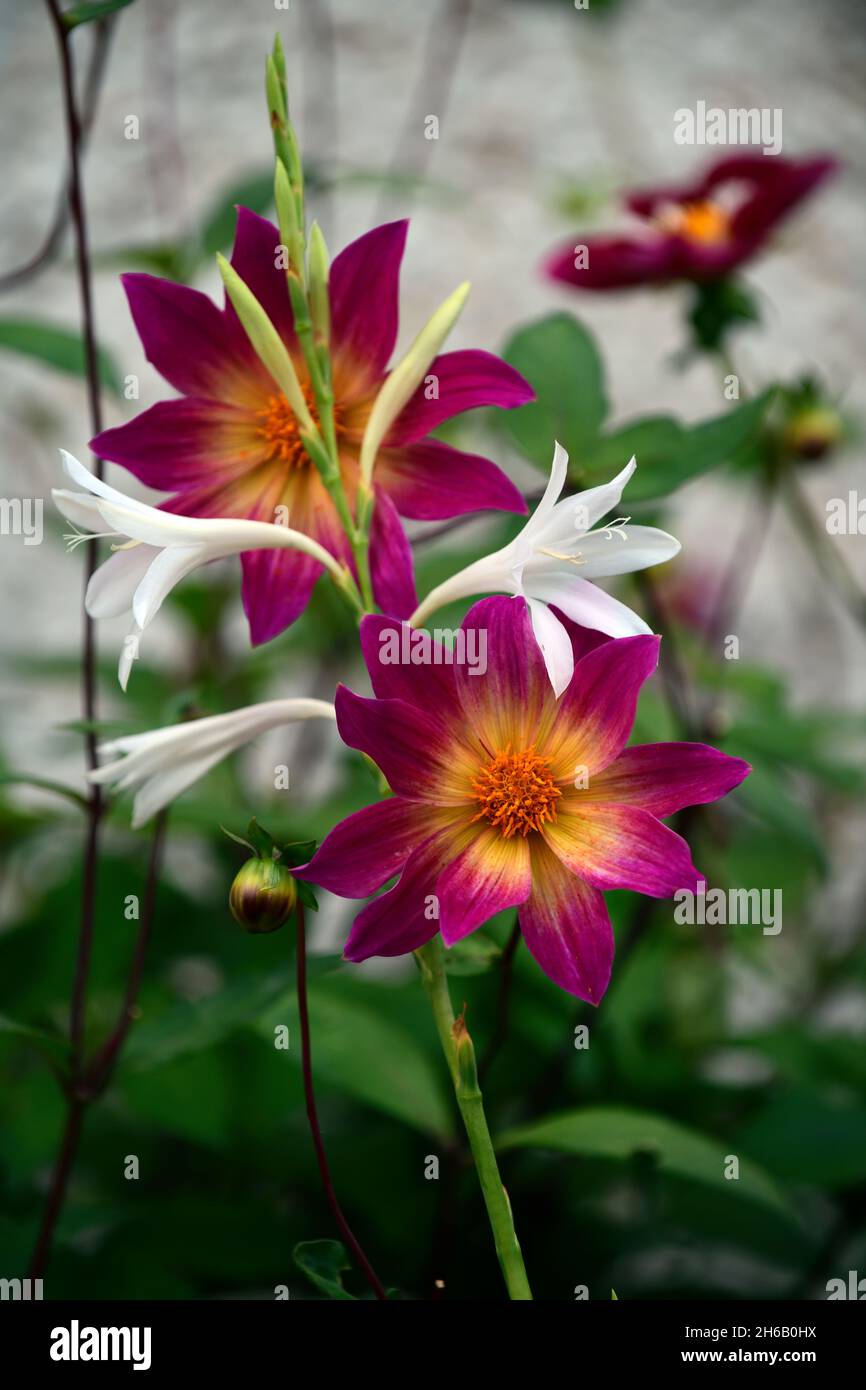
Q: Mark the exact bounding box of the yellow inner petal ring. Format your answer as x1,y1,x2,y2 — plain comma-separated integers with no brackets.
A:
471,745,561,839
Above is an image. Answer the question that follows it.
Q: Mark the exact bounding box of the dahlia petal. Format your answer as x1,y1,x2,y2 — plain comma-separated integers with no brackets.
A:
239,466,348,645
437,828,531,946
544,235,678,291
241,545,321,645
375,439,526,520
121,273,241,397
586,742,751,817
297,797,431,897
329,220,408,379
92,398,264,491
518,838,613,1003
369,488,418,619
455,595,557,753
359,614,461,720
544,803,702,898
343,829,451,961
334,686,474,804
385,350,534,445
548,633,659,775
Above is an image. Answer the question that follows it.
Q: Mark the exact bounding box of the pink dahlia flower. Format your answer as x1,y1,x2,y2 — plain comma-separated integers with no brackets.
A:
545,153,836,291
92,213,533,641
298,597,750,1003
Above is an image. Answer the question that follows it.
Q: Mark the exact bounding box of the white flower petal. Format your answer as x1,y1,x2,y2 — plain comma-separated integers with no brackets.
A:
520,440,570,544
51,487,105,533
118,627,142,692
528,574,652,638
575,524,680,578
90,699,337,824
531,456,637,551
85,545,158,619
131,545,205,630
526,598,575,699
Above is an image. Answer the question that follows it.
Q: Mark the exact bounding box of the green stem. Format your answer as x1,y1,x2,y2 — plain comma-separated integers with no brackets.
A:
415,937,532,1300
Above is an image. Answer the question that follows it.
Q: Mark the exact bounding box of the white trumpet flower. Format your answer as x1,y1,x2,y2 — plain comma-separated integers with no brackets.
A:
90,698,336,828
409,442,680,697
52,451,350,690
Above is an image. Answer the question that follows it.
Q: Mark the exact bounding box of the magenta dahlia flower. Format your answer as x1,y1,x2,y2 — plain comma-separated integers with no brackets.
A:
545,153,836,291
92,212,533,641
298,598,750,1003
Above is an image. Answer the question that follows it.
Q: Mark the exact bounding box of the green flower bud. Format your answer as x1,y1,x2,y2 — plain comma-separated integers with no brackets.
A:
783,405,844,461
229,856,297,934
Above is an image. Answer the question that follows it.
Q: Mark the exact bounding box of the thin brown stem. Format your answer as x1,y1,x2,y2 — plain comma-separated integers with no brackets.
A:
294,901,387,1300
43,0,107,1075
27,1098,85,1280
87,814,168,1089
0,18,113,291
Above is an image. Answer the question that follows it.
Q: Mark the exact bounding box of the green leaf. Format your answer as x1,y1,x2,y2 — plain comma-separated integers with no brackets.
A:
735,1088,866,1188
293,1240,356,1300
0,774,88,810
0,318,122,395
687,277,760,352
443,931,502,976
198,171,275,258
623,389,776,502
575,415,685,488
500,312,608,468
258,983,452,1138
63,0,136,27
499,1106,798,1224
281,839,317,867
294,879,319,912
0,1013,70,1069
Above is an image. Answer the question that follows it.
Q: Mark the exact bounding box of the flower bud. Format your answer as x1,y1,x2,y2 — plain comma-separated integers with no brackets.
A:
782,405,844,461
229,856,297,934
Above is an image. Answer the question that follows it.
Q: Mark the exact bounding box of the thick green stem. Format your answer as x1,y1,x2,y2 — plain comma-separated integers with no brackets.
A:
415,938,532,1300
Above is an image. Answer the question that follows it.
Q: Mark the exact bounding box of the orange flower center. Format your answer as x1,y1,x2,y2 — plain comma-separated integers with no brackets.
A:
659,198,731,245
471,745,561,839
255,387,343,469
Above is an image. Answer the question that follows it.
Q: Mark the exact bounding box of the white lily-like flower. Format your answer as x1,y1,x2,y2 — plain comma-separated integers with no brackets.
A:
409,442,680,697
52,451,349,690
90,698,336,828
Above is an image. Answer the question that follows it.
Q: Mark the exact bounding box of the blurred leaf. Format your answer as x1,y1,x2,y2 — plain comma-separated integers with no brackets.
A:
443,931,502,976
500,1106,798,1224
500,312,608,468
0,1013,70,1068
623,390,776,502
258,982,453,1139
687,278,761,353
575,416,685,488
198,171,275,258
63,0,135,26
0,773,87,809
736,1088,866,1188
293,1240,356,1300
0,318,122,394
